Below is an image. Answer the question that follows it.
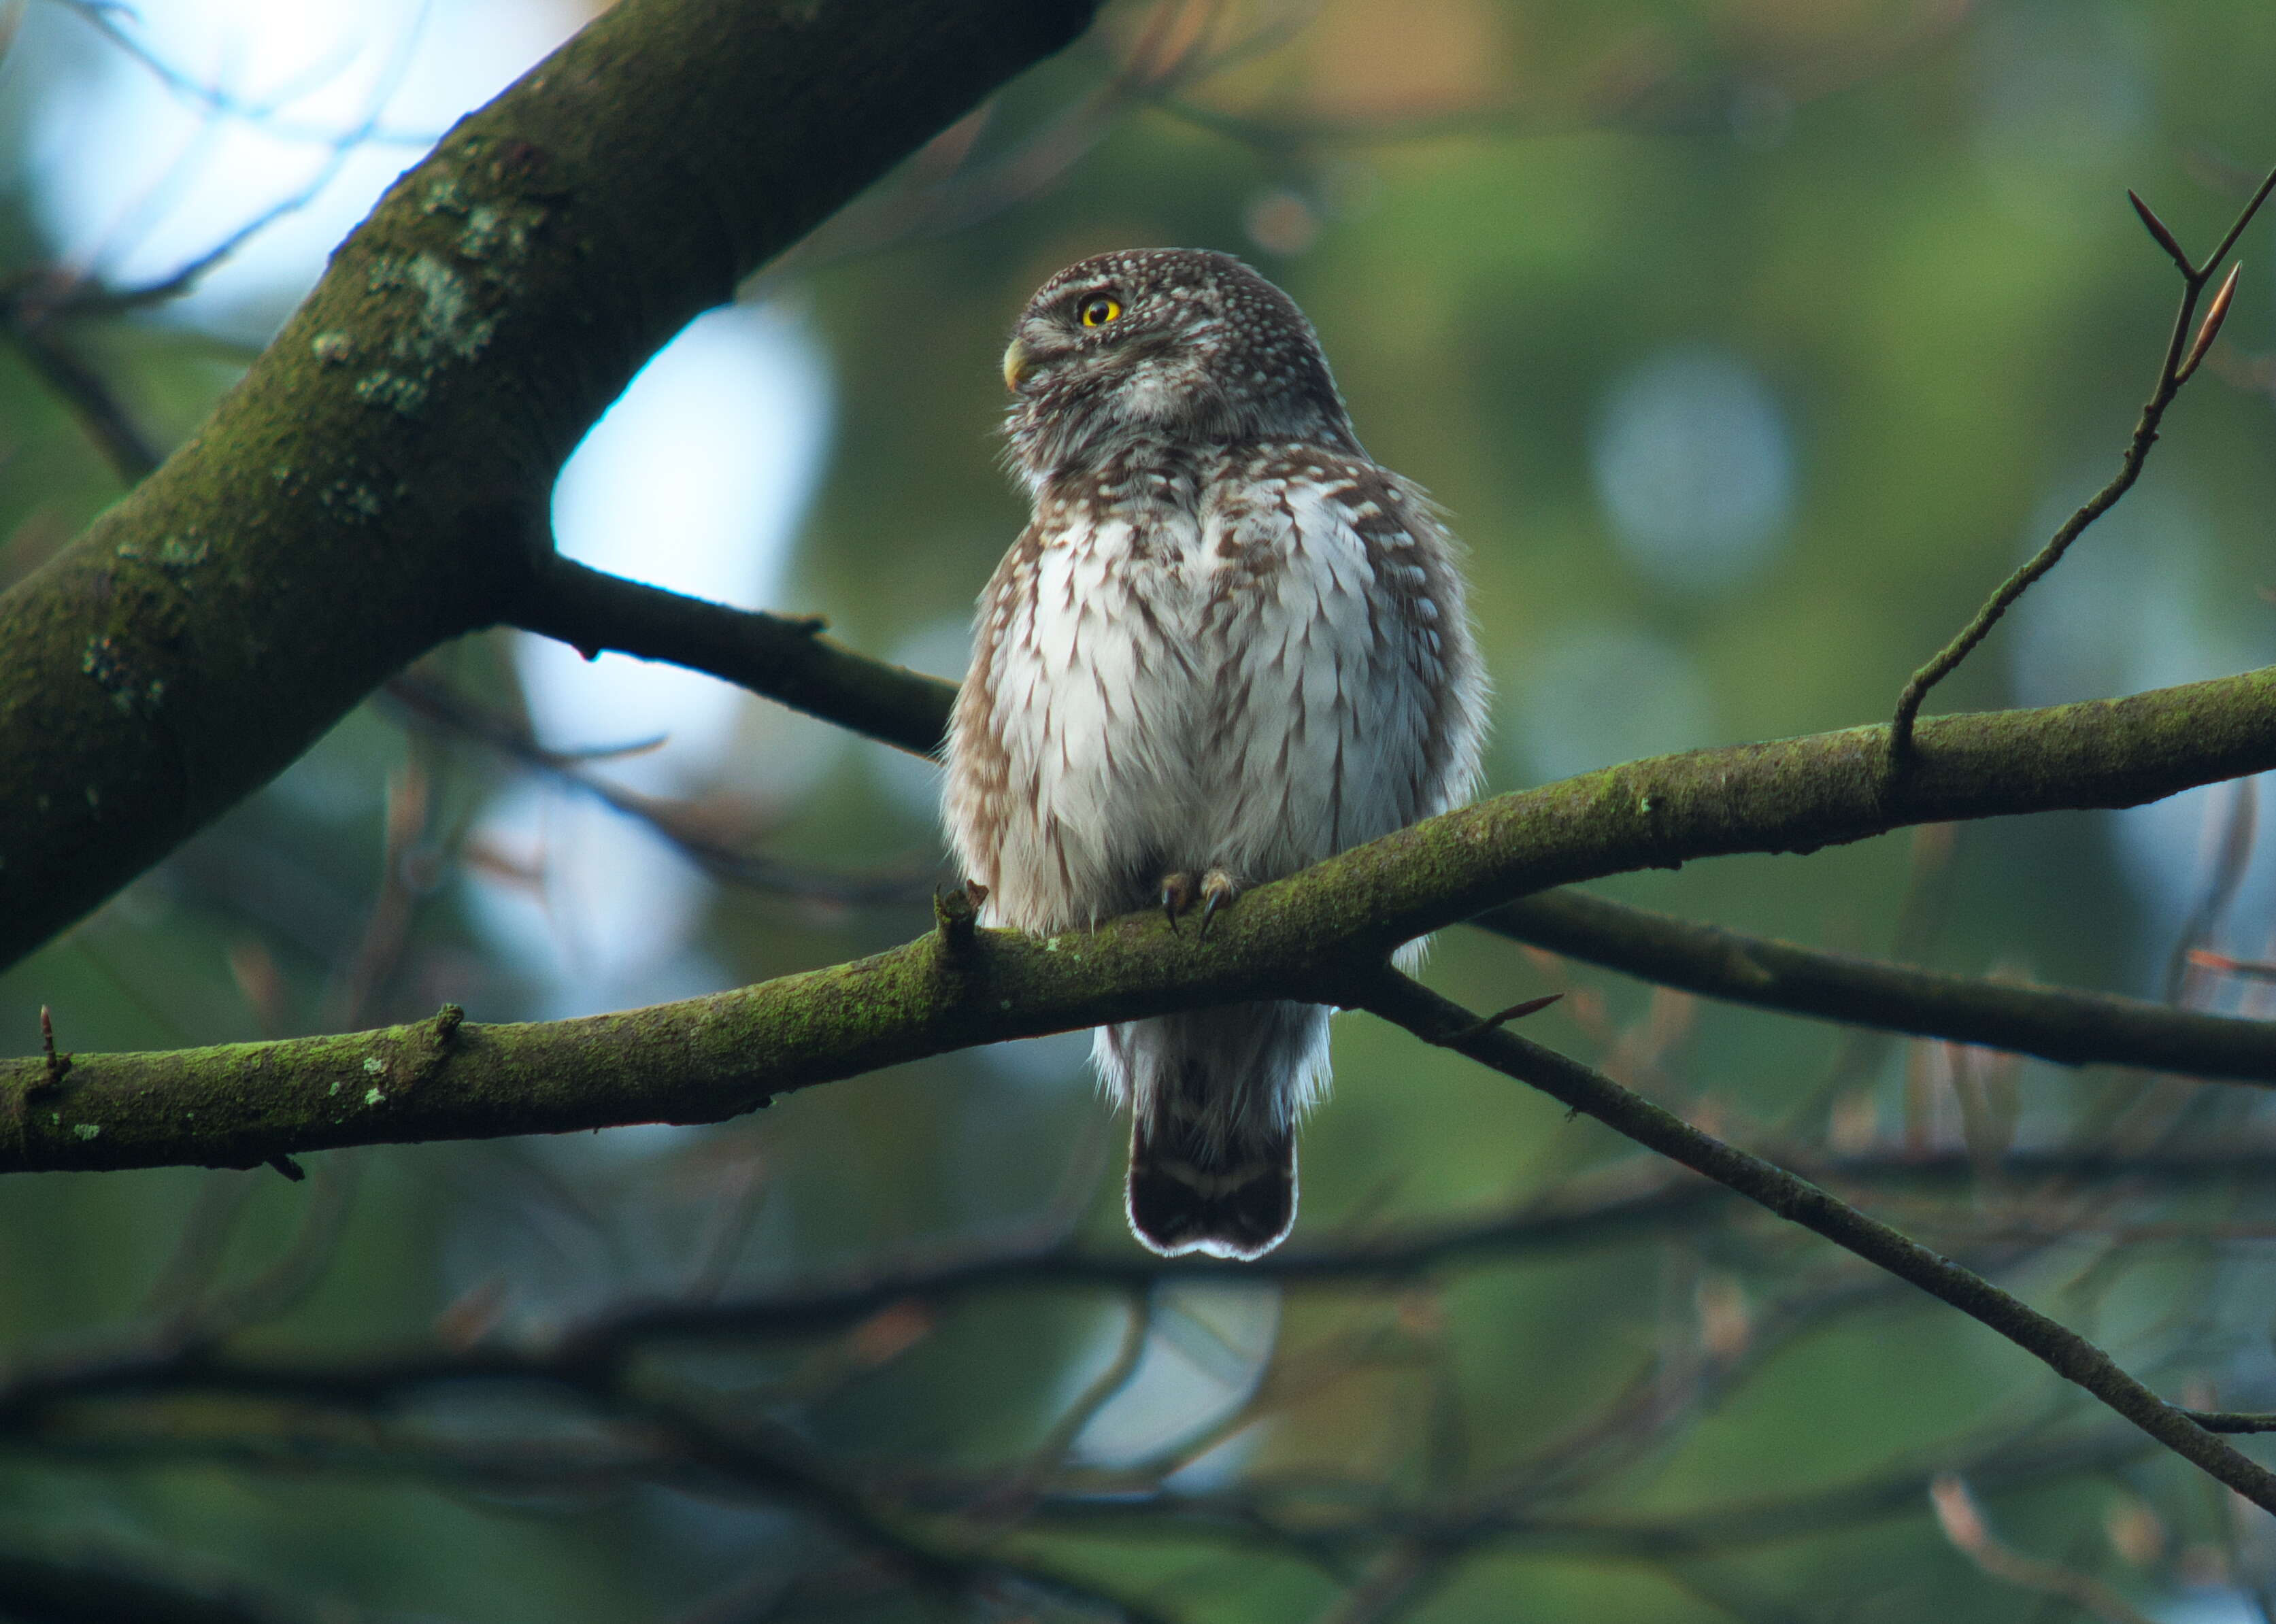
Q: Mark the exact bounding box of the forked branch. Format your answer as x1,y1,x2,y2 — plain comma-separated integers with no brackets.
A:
1886,162,2276,784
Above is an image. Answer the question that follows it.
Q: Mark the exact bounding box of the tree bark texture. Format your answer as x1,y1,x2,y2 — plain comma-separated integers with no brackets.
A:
0,0,1099,966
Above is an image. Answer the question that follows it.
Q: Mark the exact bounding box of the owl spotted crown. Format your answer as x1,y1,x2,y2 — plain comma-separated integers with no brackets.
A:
1000,248,1362,484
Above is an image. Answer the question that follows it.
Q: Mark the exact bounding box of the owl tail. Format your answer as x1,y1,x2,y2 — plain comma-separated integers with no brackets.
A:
1099,1002,1329,1261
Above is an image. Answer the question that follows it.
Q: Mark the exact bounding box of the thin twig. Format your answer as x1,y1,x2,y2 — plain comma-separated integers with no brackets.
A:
63,0,438,149
36,1005,67,1089
2186,1410,2276,1434
1352,964,2276,1513
2,311,161,484
1929,1474,2159,1624
1886,161,2276,785
383,673,937,906
998,1290,1153,1503
4,0,438,488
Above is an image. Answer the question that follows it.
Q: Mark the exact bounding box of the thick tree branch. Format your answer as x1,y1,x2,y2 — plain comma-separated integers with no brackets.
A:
1348,964,2276,1516
1479,889,2276,1083
11,666,2276,1173
0,0,1100,968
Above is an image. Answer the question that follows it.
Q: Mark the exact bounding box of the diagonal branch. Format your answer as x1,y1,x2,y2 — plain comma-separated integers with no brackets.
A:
1,303,164,484
1929,1473,2160,1624
1346,964,2276,1515
510,556,953,757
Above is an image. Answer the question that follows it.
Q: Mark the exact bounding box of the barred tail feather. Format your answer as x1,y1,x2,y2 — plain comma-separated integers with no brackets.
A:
1097,1000,1329,1261
1128,1119,1294,1262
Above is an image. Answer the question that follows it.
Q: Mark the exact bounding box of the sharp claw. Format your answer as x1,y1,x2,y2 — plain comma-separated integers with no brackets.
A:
1160,873,1195,933
1196,871,1235,941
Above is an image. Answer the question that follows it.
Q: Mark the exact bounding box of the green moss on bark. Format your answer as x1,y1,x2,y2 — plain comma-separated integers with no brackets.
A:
8,666,2276,1174
0,0,1099,966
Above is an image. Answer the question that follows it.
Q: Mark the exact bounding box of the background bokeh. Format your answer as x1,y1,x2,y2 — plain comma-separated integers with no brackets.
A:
4,0,2276,1619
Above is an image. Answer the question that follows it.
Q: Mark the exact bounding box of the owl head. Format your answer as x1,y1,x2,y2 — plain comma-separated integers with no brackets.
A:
1001,248,1360,484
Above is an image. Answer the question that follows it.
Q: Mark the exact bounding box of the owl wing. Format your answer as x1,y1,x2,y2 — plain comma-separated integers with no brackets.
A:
1198,452,1486,879
943,505,1203,932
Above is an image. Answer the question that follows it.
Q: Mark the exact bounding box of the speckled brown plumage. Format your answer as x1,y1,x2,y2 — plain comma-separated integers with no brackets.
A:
945,248,1487,1259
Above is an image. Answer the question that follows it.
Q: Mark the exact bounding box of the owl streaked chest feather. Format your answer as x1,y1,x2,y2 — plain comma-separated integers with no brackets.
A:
950,439,1211,931
947,433,1475,936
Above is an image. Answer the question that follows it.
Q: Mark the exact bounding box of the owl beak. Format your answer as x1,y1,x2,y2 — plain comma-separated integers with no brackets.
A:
1001,337,1031,392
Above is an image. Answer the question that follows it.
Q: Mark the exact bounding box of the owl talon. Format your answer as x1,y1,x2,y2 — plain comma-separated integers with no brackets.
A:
1160,872,1197,932
1196,869,1239,940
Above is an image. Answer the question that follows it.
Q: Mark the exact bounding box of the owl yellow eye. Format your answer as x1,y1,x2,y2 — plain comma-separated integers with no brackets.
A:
1079,295,1123,328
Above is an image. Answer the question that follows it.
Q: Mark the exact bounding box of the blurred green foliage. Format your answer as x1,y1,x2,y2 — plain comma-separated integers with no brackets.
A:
5,0,2276,1619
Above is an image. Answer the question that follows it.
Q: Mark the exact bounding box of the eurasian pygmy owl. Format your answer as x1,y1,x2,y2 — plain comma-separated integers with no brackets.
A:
944,248,1486,1259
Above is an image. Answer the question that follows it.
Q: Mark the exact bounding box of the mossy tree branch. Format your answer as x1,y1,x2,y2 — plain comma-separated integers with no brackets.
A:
0,0,1101,968
13,664,2276,1174
508,566,2276,1085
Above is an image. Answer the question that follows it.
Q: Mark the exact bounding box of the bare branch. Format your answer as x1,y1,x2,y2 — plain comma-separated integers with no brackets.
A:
1351,963,2276,1515
1888,160,2276,778
384,673,938,905
1480,887,2276,1084
1929,1474,2158,1624
509,556,954,758
1,302,163,483
2190,1410,2276,1432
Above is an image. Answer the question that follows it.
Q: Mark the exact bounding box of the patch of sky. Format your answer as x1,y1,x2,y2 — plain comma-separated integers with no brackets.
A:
2006,481,2276,994
16,0,583,339
1499,618,1718,789
1589,347,1794,596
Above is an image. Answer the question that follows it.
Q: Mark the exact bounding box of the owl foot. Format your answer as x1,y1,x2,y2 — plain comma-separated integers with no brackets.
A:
1196,868,1238,938
1160,872,1196,932
1160,869,1239,937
